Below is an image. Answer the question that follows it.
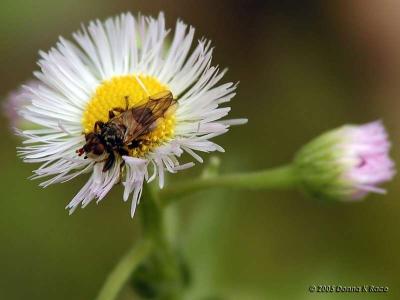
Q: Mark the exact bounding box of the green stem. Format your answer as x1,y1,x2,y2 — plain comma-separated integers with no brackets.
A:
95,239,153,300
138,185,185,299
161,164,298,205
96,164,297,299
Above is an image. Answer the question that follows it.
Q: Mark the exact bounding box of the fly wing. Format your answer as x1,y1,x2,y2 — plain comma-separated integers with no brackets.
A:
123,91,175,144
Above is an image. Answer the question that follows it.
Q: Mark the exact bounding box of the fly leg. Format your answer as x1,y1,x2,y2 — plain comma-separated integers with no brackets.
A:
117,160,126,184
108,107,125,119
102,152,115,172
108,96,130,119
94,121,105,133
128,136,148,149
124,96,129,110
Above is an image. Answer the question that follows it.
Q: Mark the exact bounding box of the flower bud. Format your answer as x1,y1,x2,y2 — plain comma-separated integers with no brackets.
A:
294,121,395,201
3,80,39,130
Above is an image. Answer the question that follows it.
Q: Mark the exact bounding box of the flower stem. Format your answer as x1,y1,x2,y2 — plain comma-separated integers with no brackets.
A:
160,164,298,205
95,238,153,300
135,185,185,299
95,165,298,299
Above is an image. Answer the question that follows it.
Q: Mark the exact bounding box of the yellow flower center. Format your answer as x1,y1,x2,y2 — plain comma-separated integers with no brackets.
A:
82,75,176,157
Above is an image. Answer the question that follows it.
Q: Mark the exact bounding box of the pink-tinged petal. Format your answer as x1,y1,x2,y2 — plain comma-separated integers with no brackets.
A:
295,120,396,202
343,121,395,200
3,80,40,129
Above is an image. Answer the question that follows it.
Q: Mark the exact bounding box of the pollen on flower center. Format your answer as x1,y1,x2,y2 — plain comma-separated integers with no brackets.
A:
82,75,176,157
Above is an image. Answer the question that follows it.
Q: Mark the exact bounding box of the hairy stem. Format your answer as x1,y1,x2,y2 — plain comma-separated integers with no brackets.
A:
137,185,185,299
160,164,298,205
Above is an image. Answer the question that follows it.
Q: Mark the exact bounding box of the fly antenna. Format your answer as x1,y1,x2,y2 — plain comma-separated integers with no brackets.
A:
134,74,150,97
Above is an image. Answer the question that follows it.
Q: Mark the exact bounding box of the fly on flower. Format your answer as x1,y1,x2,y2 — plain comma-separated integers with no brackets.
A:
77,89,176,172
17,12,247,217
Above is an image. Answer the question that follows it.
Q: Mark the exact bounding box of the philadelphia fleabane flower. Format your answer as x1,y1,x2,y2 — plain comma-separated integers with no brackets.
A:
18,12,247,217
294,121,395,201
3,80,40,129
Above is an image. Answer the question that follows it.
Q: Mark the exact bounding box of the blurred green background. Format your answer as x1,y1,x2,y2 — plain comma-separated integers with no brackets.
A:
1,0,399,299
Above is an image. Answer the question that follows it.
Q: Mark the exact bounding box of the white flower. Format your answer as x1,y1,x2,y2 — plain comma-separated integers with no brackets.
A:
18,12,247,217
3,80,40,130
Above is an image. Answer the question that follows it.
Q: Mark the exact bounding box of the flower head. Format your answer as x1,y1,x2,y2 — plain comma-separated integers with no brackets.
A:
294,121,395,201
3,80,40,130
18,12,247,216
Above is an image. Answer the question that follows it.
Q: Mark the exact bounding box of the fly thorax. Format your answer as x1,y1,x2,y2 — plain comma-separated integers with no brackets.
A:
101,124,124,148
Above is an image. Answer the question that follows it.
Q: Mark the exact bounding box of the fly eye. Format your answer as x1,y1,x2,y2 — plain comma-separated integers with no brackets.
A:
92,144,105,155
